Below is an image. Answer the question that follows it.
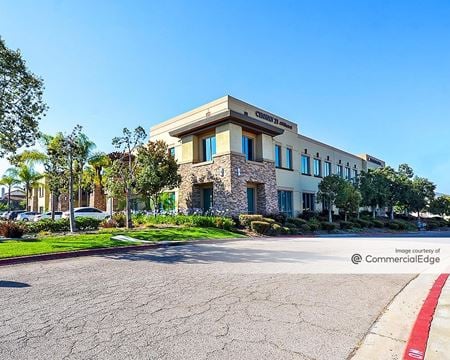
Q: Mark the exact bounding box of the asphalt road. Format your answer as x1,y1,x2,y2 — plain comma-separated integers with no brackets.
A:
0,237,415,360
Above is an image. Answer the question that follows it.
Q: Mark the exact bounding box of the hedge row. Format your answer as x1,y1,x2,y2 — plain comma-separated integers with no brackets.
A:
132,214,235,230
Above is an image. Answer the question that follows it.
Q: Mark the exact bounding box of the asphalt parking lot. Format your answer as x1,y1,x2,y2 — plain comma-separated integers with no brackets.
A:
0,237,415,360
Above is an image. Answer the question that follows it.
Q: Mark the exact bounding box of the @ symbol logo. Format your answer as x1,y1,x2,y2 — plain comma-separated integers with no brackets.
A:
351,253,363,264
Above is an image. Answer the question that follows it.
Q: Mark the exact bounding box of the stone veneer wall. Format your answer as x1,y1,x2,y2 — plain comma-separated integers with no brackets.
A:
178,153,278,216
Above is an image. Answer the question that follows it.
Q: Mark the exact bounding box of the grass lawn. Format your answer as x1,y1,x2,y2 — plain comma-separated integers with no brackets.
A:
0,227,244,259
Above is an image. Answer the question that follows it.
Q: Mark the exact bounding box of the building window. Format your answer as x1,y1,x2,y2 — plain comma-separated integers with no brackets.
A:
202,136,216,162
169,147,175,157
242,136,254,161
278,190,293,217
352,169,358,179
336,164,343,178
324,161,332,177
313,159,321,177
301,155,310,175
345,167,351,180
286,148,292,169
302,193,315,211
275,145,282,168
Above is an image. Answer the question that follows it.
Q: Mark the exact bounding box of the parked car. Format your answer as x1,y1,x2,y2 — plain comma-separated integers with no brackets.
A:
17,211,40,222
6,210,26,220
62,207,108,220
0,211,8,220
34,211,63,221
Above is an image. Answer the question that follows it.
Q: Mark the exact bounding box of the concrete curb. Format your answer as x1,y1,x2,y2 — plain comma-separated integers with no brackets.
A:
350,273,437,360
0,236,249,267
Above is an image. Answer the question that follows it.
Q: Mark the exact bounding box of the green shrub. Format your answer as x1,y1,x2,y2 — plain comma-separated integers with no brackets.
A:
270,223,282,235
281,226,291,235
387,222,400,230
0,221,25,238
251,221,271,234
308,218,320,232
340,221,354,230
299,210,319,221
213,217,235,231
112,212,126,227
75,217,102,231
265,212,288,225
320,222,337,231
300,224,311,232
25,217,101,233
101,218,118,228
355,219,372,228
262,217,277,224
371,220,384,228
287,218,307,227
238,214,263,227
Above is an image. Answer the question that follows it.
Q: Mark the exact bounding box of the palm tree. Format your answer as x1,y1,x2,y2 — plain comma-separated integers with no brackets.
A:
75,134,96,207
15,165,43,211
0,170,20,211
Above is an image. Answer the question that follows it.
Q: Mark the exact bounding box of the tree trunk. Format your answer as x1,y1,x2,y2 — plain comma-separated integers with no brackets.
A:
328,206,332,223
372,207,376,219
68,153,76,232
345,212,348,222
51,192,56,220
7,185,11,211
126,188,132,229
390,208,394,220
78,175,82,207
25,183,29,210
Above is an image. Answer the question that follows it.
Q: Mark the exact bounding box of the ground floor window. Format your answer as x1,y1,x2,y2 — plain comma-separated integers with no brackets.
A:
302,192,315,211
278,190,293,217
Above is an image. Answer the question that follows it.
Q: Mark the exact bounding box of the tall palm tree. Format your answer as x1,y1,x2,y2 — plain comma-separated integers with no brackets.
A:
75,134,96,207
15,165,43,211
0,169,20,211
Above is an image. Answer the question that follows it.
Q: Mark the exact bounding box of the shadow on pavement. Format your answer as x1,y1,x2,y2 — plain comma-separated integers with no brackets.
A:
0,280,31,288
100,242,345,264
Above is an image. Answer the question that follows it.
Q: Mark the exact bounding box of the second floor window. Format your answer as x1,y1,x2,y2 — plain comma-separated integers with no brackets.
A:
202,136,216,162
301,155,310,175
242,136,254,161
275,145,281,168
286,148,292,169
324,161,332,177
336,164,343,177
313,158,321,177
353,169,358,179
169,147,175,157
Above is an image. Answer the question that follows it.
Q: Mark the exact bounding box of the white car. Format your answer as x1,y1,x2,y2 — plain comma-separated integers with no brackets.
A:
34,211,63,221
16,211,40,222
62,207,108,220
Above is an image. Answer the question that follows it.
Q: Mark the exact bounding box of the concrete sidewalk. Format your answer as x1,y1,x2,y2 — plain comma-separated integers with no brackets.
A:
425,276,450,359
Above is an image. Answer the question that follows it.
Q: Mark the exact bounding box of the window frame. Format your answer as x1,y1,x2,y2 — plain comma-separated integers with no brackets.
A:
201,135,216,162
313,158,321,177
275,145,282,168
301,155,311,175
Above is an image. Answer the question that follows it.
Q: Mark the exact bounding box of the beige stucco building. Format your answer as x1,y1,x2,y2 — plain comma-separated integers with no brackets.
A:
150,95,385,217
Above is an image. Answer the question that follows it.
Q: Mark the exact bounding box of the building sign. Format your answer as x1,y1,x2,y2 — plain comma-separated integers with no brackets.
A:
255,111,293,130
367,155,384,166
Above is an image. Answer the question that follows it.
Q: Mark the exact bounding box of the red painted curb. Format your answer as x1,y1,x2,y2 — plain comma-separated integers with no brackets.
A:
403,273,449,360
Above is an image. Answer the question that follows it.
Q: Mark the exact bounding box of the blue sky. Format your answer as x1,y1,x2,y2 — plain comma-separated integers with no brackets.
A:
1,0,449,193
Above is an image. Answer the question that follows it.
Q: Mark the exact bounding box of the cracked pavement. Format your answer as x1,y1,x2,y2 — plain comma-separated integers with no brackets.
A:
0,237,413,359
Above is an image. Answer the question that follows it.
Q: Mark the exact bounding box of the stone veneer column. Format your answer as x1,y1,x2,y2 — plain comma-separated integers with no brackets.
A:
177,153,278,216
